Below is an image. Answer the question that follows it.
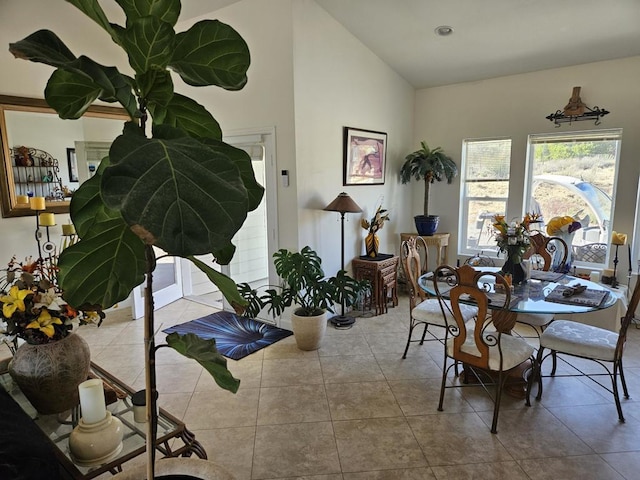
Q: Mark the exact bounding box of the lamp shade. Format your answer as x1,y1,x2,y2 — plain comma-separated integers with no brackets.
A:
324,192,362,213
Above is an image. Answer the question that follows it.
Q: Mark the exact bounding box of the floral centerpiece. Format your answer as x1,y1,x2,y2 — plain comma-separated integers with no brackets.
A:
361,205,390,257
492,213,540,284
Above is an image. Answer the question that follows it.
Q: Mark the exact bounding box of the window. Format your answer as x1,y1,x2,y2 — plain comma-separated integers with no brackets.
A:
459,138,512,254
525,129,621,266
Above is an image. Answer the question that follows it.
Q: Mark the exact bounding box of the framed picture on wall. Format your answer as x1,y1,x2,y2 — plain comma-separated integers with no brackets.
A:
343,127,387,185
66,148,78,182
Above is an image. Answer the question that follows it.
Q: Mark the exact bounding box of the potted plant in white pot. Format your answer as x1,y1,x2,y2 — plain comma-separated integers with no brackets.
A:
400,141,458,236
9,1,262,478
238,247,370,350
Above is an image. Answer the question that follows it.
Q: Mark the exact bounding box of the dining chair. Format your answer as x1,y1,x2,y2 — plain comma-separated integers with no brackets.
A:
524,232,568,271
435,264,535,434
400,238,476,359
528,275,640,422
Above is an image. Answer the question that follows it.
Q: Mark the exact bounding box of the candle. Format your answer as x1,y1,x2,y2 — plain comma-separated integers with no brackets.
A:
611,231,627,245
29,196,46,211
16,195,29,205
78,379,106,424
603,268,614,277
62,224,76,236
39,212,55,226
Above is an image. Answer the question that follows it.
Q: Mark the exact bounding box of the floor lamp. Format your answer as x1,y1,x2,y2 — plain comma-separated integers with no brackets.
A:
324,192,362,328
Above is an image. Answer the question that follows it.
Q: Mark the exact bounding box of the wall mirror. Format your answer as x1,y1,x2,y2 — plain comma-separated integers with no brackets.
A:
0,95,129,217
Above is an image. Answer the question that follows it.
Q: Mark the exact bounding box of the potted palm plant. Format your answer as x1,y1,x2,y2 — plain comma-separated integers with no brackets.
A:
10,1,262,478
238,247,369,350
400,141,458,236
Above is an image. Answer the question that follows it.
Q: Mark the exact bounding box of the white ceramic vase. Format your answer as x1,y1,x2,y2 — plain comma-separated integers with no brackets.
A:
291,309,327,351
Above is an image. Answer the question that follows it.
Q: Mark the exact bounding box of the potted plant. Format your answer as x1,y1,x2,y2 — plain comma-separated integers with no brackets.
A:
238,247,369,350
400,141,458,236
9,1,262,478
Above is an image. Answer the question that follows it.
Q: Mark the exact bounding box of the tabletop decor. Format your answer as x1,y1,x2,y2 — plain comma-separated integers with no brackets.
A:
361,204,390,258
546,214,585,272
492,213,539,285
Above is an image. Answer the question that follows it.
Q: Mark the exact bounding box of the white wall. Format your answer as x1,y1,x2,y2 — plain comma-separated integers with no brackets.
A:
414,56,640,267
292,0,415,276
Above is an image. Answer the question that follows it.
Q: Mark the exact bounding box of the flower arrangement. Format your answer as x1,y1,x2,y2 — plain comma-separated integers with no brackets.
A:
361,205,390,234
546,215,584,236
492,213,541,262
0,256,100,348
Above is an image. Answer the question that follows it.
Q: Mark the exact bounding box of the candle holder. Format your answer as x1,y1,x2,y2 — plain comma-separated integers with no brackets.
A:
611,244,620,288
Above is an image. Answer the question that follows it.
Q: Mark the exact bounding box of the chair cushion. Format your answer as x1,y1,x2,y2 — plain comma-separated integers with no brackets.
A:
517,312,554,328
540,320,618,361
447,329,534,370
413,299,477,327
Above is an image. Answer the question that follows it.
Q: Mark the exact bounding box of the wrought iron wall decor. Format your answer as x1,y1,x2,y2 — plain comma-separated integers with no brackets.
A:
546,86,609,127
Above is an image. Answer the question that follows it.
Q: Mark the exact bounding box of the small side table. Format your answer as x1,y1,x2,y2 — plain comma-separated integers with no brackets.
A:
352,255,399,316
400,232,450,269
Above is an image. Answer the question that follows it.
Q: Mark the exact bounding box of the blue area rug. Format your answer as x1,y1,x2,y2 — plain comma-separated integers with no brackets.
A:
162,311,292,360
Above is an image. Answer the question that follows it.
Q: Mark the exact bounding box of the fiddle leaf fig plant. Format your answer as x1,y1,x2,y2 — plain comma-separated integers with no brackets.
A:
10,1,263,476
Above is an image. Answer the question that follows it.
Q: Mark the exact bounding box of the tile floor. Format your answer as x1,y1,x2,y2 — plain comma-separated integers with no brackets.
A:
77,294,640,480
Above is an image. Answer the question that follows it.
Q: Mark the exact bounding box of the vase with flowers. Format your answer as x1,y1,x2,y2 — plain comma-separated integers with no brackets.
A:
492,213,539,285
546,215,585,273
0,256,99,414
361,205,390,258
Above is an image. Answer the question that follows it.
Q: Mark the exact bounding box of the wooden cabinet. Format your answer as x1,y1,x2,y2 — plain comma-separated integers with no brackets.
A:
352,256,399,316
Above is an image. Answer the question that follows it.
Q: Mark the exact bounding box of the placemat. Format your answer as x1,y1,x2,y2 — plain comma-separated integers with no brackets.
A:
545,285,610,307
530,270,566,282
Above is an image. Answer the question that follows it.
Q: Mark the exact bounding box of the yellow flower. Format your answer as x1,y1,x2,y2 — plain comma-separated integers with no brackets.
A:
0,285,31,318
25,308,62,338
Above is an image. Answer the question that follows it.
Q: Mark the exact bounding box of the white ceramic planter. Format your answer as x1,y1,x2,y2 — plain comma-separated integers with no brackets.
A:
291,309,327,351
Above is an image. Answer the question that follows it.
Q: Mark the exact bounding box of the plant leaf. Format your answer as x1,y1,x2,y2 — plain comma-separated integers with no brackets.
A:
45,69,101,118
165,333,239,393
114,0,181,27
187,256,248,311
65,0,121,44
149,93,221,139
170,20,250,89
119,16,175,73
102,128,250,256
137,69,174,106
9,30,76,64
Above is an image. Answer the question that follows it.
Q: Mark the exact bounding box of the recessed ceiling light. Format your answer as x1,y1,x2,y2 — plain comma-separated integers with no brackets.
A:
434,25,454,37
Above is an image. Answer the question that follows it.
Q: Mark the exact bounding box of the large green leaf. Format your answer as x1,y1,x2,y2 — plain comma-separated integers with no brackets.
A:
136,69,174,106
201,138,264,211
148,93,221,140
45,69,101,118
9,30,76,64
65,0,121,44
170,20,250,89
101,128,250,256
166,333,239,393
58,216,146,310
68,165,109,237
188,256,248,312
115,0,181,27
119,16,175,73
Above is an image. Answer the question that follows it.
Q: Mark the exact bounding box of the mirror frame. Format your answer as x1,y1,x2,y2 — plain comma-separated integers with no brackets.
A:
0,95,129,217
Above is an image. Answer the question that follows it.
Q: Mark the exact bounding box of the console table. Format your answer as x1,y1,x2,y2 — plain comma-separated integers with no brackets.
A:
399,232,450,269
0,362,206,479
352,255,399,316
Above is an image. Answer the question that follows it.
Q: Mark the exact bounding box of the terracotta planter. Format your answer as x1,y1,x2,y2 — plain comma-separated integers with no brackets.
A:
291,309,327,351
9,333,91,414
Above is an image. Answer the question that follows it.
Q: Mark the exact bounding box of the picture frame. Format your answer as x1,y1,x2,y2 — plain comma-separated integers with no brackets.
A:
343,127,387,186
66,148,78,182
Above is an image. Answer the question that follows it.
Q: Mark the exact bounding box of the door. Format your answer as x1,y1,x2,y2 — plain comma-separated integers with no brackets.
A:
132,246,183,319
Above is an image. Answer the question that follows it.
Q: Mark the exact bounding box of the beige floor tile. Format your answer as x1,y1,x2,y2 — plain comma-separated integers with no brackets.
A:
157,392,193,421
318,334,373,356
601,451,640,480
325,381,403,420
261,357,324,387
153,362,203,394
320,355,385,383
183,388,259,429
375,352,443,380
388,378,473,416
252,422,341,479
257,383,330,425
365,332,413,355
519,454,625,480
533,375,612,408
333,417,426,472
430,461,529,480
263,335,318,359
343,467,435,479
193,358,262,391
408,413,513,466
189,427,255,480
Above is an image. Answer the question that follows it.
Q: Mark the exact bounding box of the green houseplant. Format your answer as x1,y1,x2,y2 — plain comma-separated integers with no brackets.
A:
238,247,369,350
400,141,458,236
10,1,263,478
